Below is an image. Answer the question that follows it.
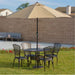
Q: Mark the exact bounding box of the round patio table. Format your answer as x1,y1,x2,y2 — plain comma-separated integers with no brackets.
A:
24,48,44,52
24,47,53,68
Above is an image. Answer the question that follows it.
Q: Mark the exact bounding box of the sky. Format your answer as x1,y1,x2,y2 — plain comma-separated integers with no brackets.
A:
0,0,75,12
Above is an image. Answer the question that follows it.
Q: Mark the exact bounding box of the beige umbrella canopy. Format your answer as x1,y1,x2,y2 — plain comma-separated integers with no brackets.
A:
7,2,71,18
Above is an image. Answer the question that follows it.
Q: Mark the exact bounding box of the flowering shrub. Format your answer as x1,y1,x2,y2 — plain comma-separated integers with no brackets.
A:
0,49,13,54
60,47,75,51
69,47,75,49
60,47,69,51
9,50,13,53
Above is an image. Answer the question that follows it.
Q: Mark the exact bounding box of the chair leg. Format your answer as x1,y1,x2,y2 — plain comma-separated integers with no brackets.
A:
27,57,29,63
21,59,22,67
56,56,58,64
52,56,53,60
44,61,46,71
48,61,50,68
52,59,54,70
30,59,32,64
13,58,15,67
30,57,32,64
27,57,30,66
18,59,20,68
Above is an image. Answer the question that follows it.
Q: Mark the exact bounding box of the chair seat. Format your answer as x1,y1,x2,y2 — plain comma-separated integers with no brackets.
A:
30,55,36,60
45,54,57,57
25,54,35,57
40,57,52,61
45,54,52,57
53,54,57,57
15,57,27,59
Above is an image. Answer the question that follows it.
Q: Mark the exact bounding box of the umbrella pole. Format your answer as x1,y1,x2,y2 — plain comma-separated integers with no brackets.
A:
33,18,43,68
36,18,43,68
36,18,38,68
36,18,38,53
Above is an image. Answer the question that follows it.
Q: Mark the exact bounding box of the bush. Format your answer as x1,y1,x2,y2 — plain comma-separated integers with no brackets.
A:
0,49,13,54
60,47,75,51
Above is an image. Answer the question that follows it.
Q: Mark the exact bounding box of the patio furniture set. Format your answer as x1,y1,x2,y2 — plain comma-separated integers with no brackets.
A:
13,43,61,71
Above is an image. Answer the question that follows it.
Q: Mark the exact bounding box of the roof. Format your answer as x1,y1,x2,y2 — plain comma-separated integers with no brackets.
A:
55,7,75,13
0,9,13,13
0,9,6,12
7,2,70,18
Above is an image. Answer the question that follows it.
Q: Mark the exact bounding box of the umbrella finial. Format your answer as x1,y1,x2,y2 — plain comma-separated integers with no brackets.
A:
35,2,39,5
36,2,38,3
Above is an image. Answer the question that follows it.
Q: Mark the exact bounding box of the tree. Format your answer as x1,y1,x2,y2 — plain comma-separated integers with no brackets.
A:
16,3,29,11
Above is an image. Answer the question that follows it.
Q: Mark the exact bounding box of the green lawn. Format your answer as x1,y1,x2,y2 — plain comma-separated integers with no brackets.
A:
0,50,75,74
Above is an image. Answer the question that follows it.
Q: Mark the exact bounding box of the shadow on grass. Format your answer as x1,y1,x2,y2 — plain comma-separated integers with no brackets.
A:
0,61,40,70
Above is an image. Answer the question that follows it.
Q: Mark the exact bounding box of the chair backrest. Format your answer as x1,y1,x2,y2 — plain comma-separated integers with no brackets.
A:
21,42,31,50
43,47,51,56
13,44,20,57
42,47,53,61
53,43,61,53
21,43,31,56
43,43,61,57
43,46,53,55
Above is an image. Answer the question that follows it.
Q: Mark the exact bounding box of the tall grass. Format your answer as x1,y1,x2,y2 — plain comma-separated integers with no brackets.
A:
0,49,75,74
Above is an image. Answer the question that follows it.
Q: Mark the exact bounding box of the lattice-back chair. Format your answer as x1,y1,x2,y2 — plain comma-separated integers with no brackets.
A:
21,42,35,64
13,44,27,67
21,42,31,49
53,43,61,54
21,42,31,56
52,43,61,63
13,44,20,57
39,47,54,71
45,43,61,64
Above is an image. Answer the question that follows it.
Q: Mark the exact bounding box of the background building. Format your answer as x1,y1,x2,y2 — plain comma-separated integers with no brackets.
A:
56,6,75,17
0,9,13,16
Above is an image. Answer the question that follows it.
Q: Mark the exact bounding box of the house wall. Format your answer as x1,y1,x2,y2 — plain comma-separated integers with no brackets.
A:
0,17,75,45
0,9,13,16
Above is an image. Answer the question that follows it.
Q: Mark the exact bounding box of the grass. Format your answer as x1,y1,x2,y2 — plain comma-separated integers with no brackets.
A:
0,50,75,74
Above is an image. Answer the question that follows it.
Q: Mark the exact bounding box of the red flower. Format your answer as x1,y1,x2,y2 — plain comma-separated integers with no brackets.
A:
9,50,13,53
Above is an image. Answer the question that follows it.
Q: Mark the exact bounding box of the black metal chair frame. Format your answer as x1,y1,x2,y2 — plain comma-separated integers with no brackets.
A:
46,43,61,64
39,47,54,71
13,44,28,67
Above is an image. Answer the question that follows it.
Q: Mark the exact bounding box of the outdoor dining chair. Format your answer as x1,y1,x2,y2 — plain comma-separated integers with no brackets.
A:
45,43,61,64
39,47,54,71
21,42,36,64
13,44,28,67
53,43,61,64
